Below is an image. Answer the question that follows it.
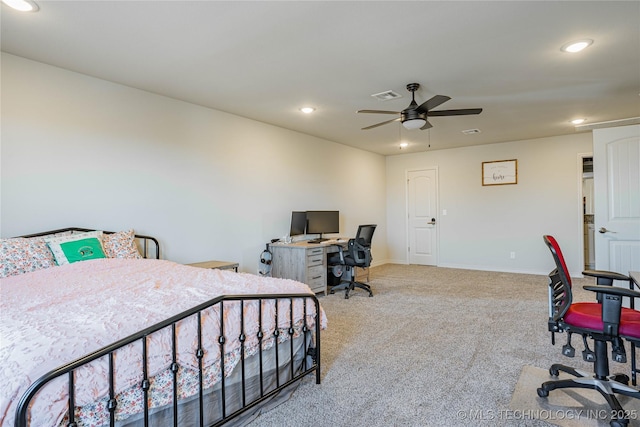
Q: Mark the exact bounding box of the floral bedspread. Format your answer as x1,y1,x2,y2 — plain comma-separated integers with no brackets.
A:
0,258,326,427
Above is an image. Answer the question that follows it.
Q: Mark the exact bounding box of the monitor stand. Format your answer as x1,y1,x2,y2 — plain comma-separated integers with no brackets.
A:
308,234,329,244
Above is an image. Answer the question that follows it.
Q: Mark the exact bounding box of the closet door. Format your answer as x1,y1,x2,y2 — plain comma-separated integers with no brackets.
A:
407,168,438,265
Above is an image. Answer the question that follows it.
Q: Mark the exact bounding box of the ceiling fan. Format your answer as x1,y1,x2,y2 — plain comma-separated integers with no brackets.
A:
357,83,482,130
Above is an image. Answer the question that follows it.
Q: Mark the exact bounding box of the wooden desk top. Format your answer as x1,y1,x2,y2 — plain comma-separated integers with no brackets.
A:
269,238,348,249
187,260,239,271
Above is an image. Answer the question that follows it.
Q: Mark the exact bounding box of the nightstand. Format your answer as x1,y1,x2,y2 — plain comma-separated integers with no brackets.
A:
187,260,239,272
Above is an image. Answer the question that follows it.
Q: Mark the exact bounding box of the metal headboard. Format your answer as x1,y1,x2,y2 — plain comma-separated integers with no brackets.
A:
18,227,160,260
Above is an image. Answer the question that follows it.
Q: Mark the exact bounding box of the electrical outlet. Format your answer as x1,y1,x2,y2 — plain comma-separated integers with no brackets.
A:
510,251,516,259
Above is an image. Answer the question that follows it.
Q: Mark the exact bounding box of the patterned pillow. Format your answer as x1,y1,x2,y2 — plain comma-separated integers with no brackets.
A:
0,237,57,278
46,231,106,265
102,230,142,259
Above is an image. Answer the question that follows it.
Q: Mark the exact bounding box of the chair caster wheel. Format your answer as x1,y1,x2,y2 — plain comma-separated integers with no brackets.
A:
344,294,349,299
368,293,373,297
549,367,559,377
612,374,629,385
537,387,549,397
330,290,335,294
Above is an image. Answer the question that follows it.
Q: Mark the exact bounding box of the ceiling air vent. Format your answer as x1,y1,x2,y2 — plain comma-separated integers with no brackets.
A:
462,128,481,135
371,90,402,101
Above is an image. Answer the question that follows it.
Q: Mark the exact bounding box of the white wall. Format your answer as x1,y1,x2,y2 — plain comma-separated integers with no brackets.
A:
386,133,593,275
0,54,388,271
1,53,594,277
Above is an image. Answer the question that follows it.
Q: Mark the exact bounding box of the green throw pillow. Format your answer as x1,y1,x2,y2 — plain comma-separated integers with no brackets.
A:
45,231,106,265
49,237,106,264
59,238,106,263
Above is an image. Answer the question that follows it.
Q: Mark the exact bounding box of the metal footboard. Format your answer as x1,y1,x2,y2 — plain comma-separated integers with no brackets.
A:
14,293,321,427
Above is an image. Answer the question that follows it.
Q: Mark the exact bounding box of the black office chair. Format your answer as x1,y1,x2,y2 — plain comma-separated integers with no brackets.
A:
327,224,376,299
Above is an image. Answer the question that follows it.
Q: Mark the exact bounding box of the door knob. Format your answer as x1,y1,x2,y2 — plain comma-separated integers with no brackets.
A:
428,218,436,225
598,227,616,234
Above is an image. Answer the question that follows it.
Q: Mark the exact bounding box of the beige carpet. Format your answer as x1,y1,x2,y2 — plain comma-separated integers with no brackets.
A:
510,365,640,427
247,264,640,427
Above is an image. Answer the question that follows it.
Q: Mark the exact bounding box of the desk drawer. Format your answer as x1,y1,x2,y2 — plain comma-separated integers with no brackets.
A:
307,255,324,267
307,264,325,280
306,247,324,256
307,267,326,292
308,276,325,289
306,248,324,267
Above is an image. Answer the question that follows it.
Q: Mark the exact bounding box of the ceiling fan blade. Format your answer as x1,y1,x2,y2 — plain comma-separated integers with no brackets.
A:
362,117,401,130
428,108,483,116
420,120,433,130
357,109,400,114
415,95,451,114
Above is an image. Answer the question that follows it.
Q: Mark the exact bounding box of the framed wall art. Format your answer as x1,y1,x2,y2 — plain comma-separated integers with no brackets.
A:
482,159,517,186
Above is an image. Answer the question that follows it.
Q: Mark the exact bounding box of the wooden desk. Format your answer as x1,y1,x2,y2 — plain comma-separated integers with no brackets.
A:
187,260,239,272
269,239,347,295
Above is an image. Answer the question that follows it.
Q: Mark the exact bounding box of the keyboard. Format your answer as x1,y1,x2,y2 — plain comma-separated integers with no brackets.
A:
308,238,329,244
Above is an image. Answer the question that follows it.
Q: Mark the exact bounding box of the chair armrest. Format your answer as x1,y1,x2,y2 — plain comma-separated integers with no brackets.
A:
583,269,630,282
583,285,640,335
349,239,370,265
329,244,346,264
582,285,640,299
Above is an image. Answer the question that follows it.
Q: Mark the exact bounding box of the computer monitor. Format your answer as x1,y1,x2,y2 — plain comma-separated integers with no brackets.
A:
289,211,307,236
306,210,339,241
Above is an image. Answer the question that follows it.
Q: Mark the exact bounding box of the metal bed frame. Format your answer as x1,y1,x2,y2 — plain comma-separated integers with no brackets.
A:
19,227,161,261
12,228,321,427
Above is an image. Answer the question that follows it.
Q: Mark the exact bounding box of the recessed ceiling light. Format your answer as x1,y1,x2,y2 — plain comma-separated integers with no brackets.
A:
2,0,39,12
299,107,315,114
571,118,586,125
561,39,593,53
399,142,409,149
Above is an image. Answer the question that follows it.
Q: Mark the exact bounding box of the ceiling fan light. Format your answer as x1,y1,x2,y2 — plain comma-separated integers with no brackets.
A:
402,118,426,130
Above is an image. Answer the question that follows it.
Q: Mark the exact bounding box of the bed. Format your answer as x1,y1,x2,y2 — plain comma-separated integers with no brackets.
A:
0,227,325,427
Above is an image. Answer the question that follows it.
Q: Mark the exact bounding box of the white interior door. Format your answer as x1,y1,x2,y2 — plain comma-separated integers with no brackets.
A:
407,169,438,265
593,125,640,277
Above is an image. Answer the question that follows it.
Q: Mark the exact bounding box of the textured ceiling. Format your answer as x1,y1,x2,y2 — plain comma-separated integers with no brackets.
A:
2,1,639,155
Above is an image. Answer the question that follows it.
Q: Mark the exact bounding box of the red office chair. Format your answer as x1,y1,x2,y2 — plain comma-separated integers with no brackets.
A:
538,235,640,427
